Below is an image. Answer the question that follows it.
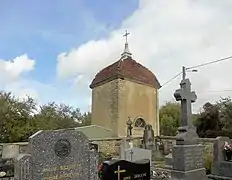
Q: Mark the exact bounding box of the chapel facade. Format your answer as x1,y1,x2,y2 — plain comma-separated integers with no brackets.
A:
90,35,161,137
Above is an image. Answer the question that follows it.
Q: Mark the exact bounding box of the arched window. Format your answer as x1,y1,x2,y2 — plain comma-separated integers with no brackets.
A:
134,118,146,128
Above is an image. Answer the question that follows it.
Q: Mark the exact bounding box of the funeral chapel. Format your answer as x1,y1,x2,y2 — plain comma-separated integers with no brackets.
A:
87,32,161,138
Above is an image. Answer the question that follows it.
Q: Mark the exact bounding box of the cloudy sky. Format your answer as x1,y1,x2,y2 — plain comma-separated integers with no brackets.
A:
1,0,232,113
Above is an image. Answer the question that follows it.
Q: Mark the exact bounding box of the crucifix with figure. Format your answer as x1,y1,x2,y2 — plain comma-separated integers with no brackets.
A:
114,166,126,180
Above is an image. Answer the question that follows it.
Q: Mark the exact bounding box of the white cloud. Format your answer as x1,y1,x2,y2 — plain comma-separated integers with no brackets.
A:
0,54,37,100
0,54,35,83
57,0,232,113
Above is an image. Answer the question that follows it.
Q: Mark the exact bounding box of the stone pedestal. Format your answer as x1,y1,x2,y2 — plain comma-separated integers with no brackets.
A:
171,144,208,180
170,126,208,180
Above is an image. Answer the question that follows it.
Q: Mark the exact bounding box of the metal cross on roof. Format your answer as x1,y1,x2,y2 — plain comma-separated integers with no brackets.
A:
121,30,132,59
123,30,130,44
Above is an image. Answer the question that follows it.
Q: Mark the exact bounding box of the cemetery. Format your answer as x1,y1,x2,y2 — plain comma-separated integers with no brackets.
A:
1,75,232,180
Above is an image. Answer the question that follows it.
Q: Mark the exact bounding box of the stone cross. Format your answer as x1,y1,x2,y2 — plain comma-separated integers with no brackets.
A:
174,78,197,127
114,165,126,180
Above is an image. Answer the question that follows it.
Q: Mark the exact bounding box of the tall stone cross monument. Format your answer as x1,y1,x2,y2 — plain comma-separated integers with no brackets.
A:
174,78,198,145
171,78,208,180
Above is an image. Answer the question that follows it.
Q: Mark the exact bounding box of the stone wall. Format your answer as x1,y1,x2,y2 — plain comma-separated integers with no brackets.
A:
91,136,215,158
91,137,143,157
117,79,158,137
91,78,159,137
160,136,214,155
91,79,119,136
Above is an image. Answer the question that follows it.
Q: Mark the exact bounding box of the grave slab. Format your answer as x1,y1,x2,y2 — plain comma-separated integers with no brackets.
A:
124,148,152,165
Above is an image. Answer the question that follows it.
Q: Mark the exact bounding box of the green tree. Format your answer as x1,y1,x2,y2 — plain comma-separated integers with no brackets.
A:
32,102,81,131
159,102,181,136
217,97,232,137
0,92,37,142
195,97,232,138
195,102,223,138
0,90,92,143
80,112,91,126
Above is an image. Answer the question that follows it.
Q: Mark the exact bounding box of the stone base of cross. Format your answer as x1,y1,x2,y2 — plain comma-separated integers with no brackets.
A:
176,126,199,145
174,78,199,145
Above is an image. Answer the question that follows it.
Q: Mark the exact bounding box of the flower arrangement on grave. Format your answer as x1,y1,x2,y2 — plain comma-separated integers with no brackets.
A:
223,141,232,161
98,163,103,179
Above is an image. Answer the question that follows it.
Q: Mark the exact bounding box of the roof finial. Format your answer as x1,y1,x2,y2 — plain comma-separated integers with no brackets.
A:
121,30,132,59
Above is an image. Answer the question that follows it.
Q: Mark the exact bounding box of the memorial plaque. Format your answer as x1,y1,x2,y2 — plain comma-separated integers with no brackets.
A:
54,139,71,158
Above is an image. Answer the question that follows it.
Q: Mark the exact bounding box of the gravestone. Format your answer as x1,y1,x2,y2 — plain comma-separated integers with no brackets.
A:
119,138,130,160
164,141,175,170
14,129,99,180
0,162,14,178
124,148,152,165
0,145,2,158
14,154,32,180
143,124,154,150
153,136,164,161
164,153,172,170
101,159,150,180
209,136,232,179
90,148,99,180
171,78,207,180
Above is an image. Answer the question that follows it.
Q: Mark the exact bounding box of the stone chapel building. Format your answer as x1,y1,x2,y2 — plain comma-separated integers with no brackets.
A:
89,37,161,137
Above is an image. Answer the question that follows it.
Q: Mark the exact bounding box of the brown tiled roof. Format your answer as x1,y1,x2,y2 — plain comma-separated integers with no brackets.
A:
90,57,161,89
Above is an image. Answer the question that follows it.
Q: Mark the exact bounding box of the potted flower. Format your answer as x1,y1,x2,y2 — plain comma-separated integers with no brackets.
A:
224,141,232,161
98,163,103,179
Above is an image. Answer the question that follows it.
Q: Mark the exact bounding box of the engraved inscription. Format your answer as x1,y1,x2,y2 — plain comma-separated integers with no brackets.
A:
42,164,80,180
219,162,232,169
218,161,232,177
122,173,147,180
183,146,204,171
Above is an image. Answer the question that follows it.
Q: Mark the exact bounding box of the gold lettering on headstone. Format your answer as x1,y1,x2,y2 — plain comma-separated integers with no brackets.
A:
134,173,146,178
42,163,80,180
123,176,131,180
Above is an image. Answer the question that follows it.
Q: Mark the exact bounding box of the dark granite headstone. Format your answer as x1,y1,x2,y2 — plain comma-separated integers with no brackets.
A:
209,136,232,179
14,129,99,180
0,163,14,178
101,159,150,180
0,145,2,158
